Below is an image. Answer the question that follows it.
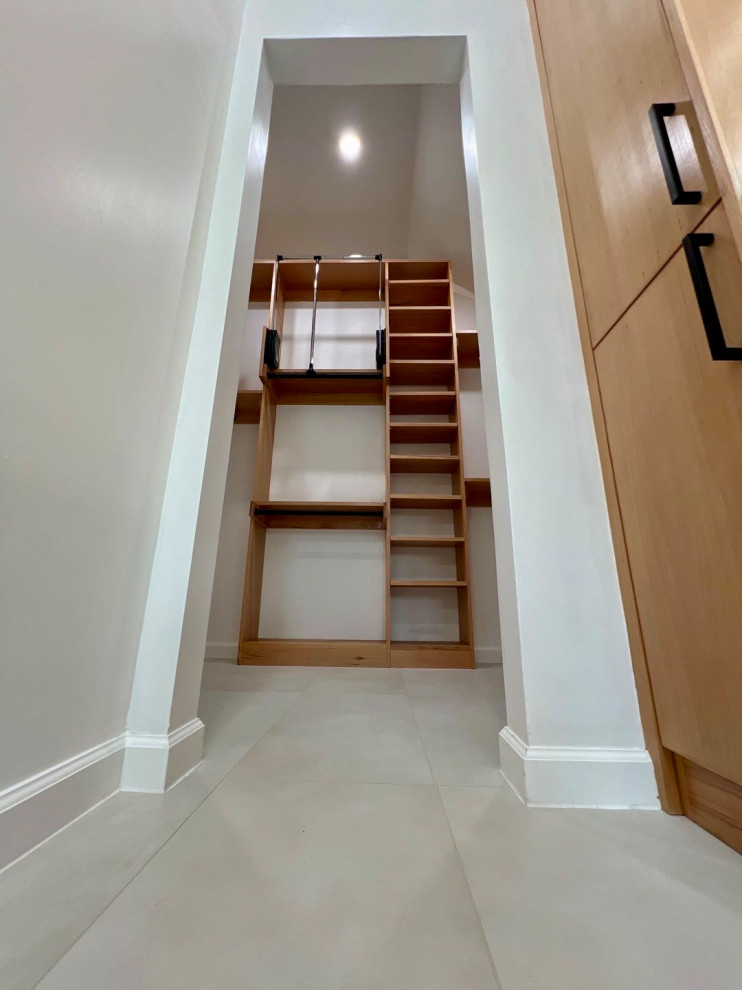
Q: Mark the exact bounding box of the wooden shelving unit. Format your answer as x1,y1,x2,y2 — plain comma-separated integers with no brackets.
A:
236,256,475,668
386,259,474,669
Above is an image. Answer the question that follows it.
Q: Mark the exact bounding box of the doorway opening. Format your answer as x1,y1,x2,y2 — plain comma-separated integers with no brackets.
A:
204,81,501,671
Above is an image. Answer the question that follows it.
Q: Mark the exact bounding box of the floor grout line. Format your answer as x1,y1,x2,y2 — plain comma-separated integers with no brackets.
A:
400,672,506,990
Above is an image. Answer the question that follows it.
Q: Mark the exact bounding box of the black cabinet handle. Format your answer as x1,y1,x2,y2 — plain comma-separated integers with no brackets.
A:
683,232,742,360
649,103,702,206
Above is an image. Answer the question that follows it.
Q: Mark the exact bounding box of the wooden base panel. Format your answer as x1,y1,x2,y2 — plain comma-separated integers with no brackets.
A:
239,640,389,667
390,642,474,668
675,756,742,854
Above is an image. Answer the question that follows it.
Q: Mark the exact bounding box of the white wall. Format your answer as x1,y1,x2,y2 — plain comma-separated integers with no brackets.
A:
270,406,386,502
260,531,386,639
279,303,379,371
255,85,421,258
407,86,474,290
0,0,244,862
205,426,258,656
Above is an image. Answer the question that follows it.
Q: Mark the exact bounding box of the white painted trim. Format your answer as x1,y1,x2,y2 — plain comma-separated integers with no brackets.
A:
498,726,660,810
475,646,502,666
205,641,238,660
0,735,125,872
121,718,205,794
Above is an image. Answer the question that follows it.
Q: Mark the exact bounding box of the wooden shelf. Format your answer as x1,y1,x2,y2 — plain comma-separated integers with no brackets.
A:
388,307,452,334
389,360,455,386
465,478,492,507
249,260,274,303
266,369,384,404
278,259,383,302
234,389,262,424
251,500,386,530
391,579,468,587
240,639,388,667
390,536,465,548
389,333,453,360
388,279,450,307
389,391,457,415
390,642,473,668
387,260,449,280
456,332,480,369
390,454,460,473
390,494,463,510
390,422,458,444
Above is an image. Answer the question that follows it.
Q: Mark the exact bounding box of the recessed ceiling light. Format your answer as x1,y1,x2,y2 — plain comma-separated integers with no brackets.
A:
338,129,362,163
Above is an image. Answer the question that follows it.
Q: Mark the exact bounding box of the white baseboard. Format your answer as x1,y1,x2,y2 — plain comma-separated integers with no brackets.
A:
121,718,205,793
0,735,125,872
498,726,660,809
205,641,238,660
475,646,502,666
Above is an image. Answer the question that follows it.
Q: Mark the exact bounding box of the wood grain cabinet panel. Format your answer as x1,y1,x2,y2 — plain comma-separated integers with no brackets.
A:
535,0,718,344
595,205,742,787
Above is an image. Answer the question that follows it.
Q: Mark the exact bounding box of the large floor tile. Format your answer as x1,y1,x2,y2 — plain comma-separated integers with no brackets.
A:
440,785,742,990
404,667,505,785
200,660,320,693
0,690,299,990
403,666,506,703
304,666,407,696
233,690,434,784
38,779,501,990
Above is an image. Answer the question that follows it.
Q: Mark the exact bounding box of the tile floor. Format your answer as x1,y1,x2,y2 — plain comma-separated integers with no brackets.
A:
1,662,742,989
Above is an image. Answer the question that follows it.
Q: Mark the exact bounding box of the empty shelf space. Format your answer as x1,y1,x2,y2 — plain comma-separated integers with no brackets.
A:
234,389,262,424
390,494,463,510
456,332,480,369
266,369,383,404
388,307,452,334
387,260,449,280
389,361,455,386
465,478,492,507
390,536,465,548
389,333,453,360
390,454,460,474
389,391,457,415
390,579,467,588
389,422,458,444
388,279,450,306
251,500,386,530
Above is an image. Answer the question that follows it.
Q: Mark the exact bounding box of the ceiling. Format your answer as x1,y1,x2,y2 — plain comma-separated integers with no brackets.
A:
255,84,473,289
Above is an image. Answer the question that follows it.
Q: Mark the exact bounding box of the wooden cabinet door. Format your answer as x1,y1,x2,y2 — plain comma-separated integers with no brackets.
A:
535,0,718,344
595,204,742,788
